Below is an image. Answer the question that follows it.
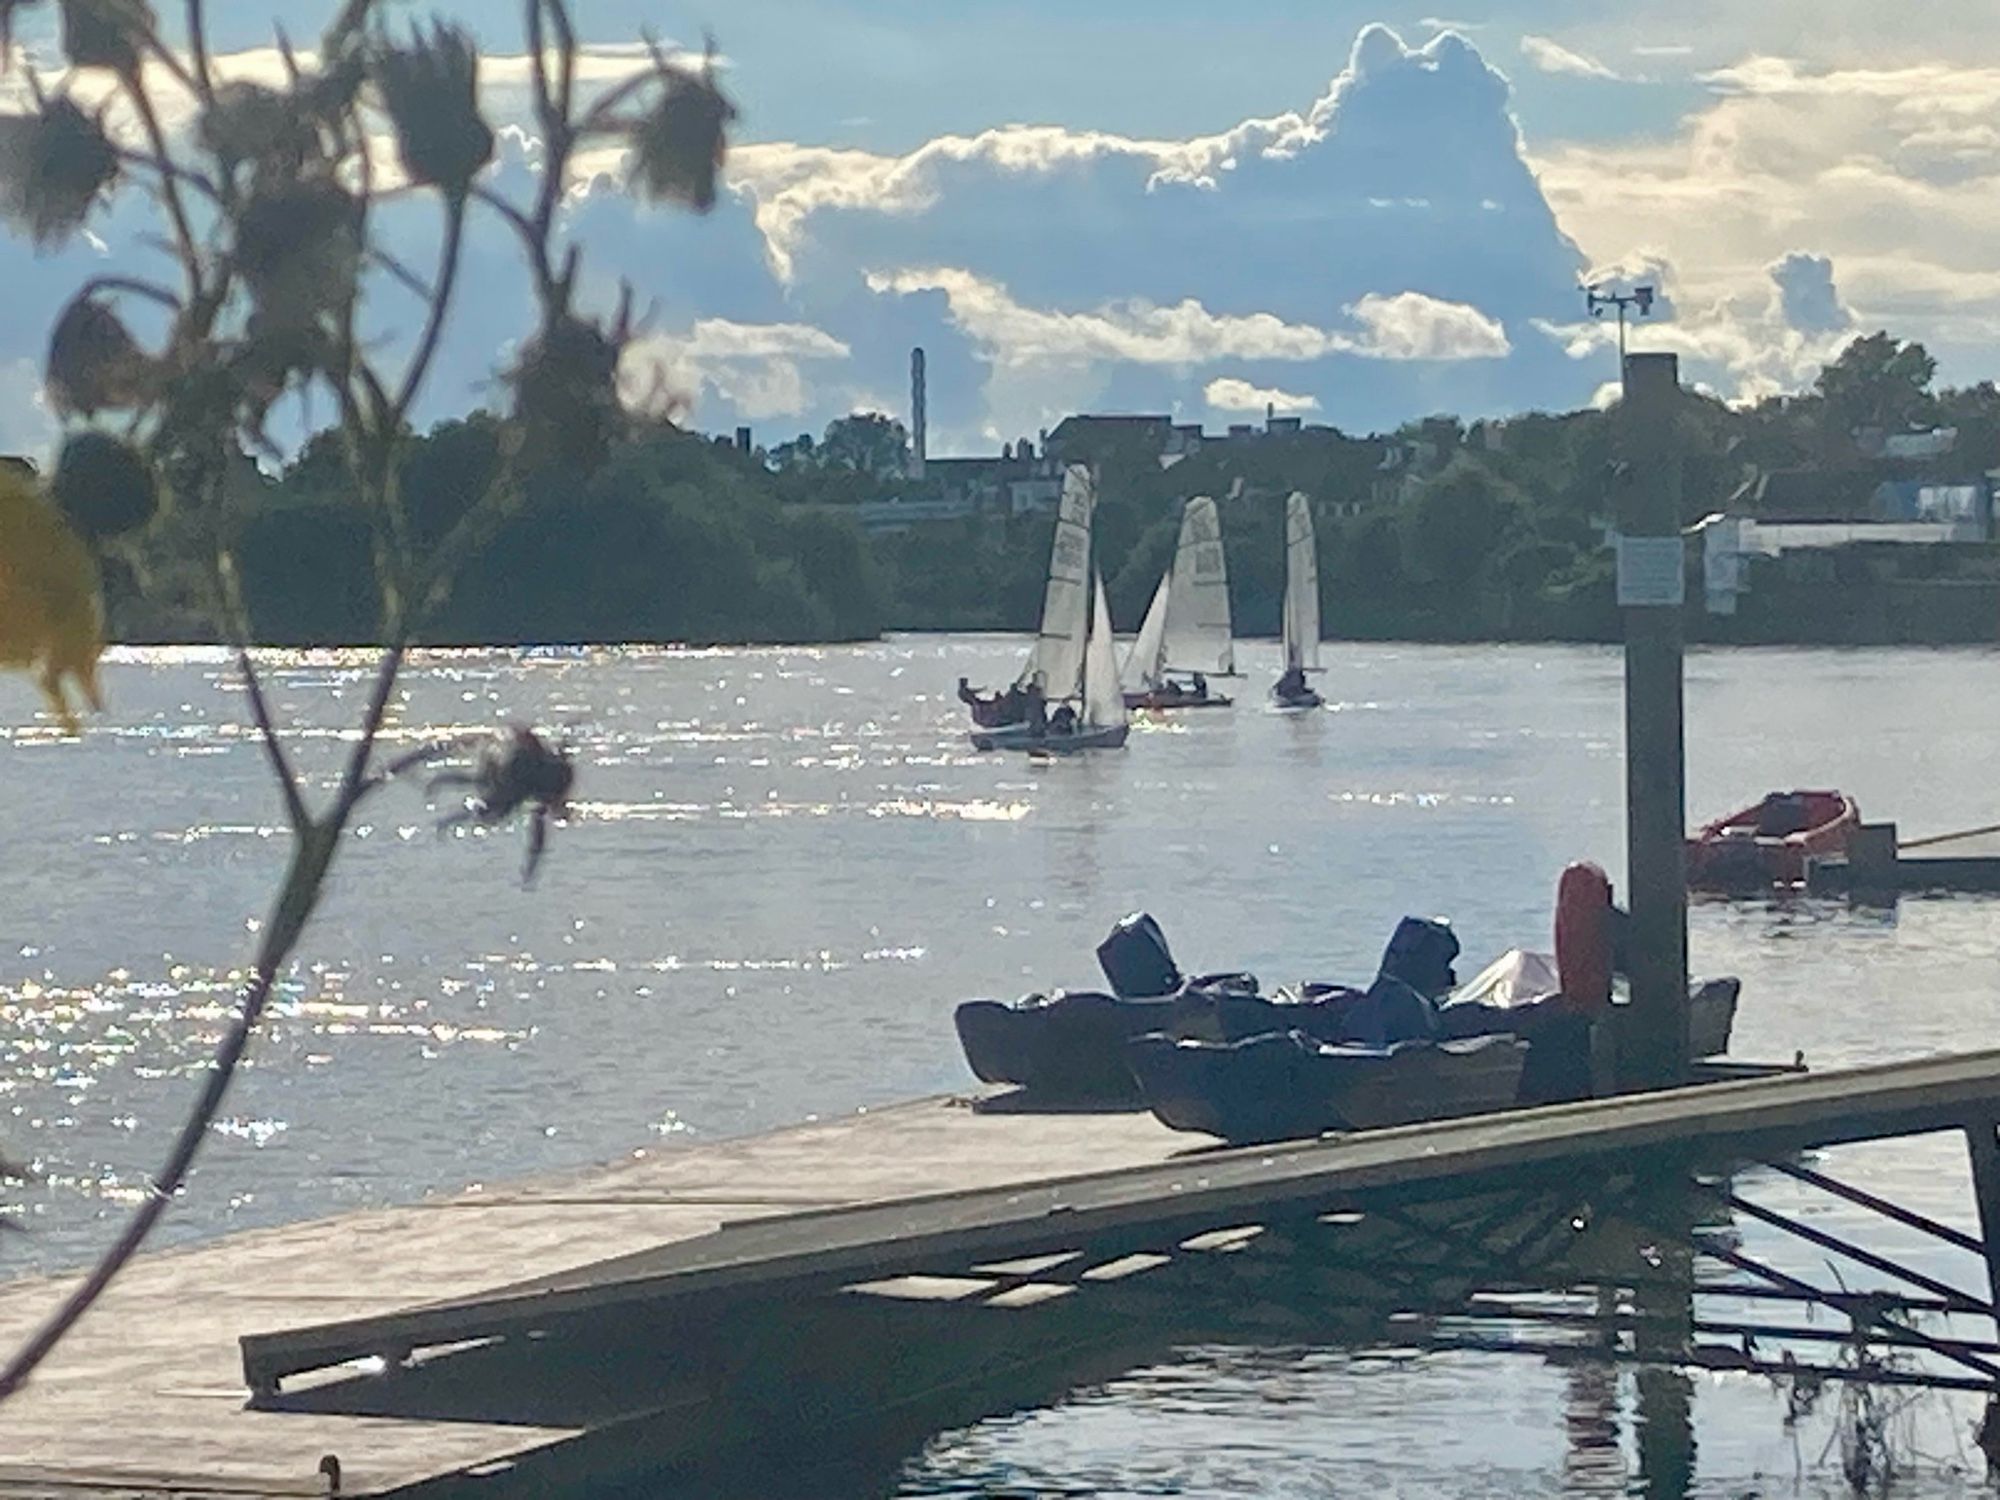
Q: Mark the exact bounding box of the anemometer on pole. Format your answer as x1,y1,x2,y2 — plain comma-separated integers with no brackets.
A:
1584,283,1656,366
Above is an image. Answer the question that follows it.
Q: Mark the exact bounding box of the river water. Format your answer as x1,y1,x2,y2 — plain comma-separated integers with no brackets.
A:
5,638,2000,1495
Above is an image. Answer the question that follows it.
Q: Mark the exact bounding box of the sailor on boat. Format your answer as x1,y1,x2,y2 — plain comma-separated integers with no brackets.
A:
1273,663,1312,704
958,676,1029,729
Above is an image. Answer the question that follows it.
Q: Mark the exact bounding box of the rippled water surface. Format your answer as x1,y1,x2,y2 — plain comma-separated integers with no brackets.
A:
6,638,2000,1496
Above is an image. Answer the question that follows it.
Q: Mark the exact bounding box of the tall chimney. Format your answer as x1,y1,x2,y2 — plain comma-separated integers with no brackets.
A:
909,346,927,480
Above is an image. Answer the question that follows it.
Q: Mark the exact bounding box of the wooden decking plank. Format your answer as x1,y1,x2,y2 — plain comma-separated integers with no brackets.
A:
241,1050,2000,1392
0,1098,1184,1497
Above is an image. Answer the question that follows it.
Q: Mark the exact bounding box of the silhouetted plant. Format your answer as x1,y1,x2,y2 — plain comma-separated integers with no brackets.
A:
0,0,732,1401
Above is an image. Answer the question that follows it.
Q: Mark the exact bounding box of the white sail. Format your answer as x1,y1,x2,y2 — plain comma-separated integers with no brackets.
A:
1161,496,1235,676
1083,573,1129,730
1122,574,1171,693
1280,491,1321,672
1018,465,1094,697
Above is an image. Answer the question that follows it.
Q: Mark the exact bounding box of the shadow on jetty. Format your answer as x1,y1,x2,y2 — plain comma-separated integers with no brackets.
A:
264,1175,1707,1498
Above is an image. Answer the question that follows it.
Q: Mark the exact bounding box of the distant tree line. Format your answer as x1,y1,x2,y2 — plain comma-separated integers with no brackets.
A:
73,331,2000,647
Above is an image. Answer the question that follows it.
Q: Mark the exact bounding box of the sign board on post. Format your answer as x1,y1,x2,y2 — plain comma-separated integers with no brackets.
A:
1616,533,1686,608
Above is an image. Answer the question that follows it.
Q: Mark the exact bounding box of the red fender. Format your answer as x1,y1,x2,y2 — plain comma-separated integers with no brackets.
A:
1555,861,1615,1015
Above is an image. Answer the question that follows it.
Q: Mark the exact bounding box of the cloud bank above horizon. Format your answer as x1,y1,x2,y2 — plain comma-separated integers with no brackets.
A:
3,13,1997,458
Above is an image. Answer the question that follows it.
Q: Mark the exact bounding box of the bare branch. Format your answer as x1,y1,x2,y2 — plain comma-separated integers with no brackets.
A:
392,197,468,423
471,185,553,299
215,557,312,833
184,0,215,102
71,275,183,311
237,650,312,834
136,30,200,98
122,77,204,302
335,645,409,815
368,246,436,303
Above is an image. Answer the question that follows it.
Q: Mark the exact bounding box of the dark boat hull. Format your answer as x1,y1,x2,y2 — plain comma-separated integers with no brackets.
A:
1123,689,1233,711
954,991,1173,1101
1128,1031,1528,1144
969,723,1129,753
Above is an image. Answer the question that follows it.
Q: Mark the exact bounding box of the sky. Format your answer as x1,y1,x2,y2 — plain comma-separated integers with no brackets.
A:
5,2,2000,458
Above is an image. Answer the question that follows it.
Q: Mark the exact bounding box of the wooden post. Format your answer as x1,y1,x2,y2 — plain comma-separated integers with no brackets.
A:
1617,353,1690,1090
1964,1115,2000,1317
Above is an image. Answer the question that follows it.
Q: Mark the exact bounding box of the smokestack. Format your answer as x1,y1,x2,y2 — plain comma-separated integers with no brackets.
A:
909,346,927,480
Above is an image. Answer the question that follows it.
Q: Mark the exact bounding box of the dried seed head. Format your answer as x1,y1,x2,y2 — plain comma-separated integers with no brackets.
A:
46,296,154,416
0,95,119,247
509,314,626,472
234,178,361,326
628,66,734,212
369,22,493,195
199,81,313,173
58,0,152,74
301,43,366,122
51,430,157,542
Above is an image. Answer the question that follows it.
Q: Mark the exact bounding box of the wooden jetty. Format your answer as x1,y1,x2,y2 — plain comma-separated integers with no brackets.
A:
1808,820,2000,895
11,1051,2000,1497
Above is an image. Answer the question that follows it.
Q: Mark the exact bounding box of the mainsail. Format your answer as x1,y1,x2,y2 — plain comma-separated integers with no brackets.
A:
1083,573,1129,731
1161,496,1235,676
1122,574,1171,693
1280,491,1321,673
1019,464,1095,697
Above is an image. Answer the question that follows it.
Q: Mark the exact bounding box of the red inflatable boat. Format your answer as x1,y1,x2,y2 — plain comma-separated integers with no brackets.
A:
1686,790,1860,892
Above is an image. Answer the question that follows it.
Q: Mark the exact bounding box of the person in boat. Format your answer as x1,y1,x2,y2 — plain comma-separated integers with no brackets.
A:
1024,677,1048,733
1049,702,1078,735
1191,671,1208,701
1274,664,1308,700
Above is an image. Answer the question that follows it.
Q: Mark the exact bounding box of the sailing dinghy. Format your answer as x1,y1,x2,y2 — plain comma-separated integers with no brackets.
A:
1273,491,1325,710
959,464,1095,728
971,570,1130,753
1123,496,1235,710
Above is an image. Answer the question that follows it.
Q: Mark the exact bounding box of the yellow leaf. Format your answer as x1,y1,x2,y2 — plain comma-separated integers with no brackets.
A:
0,466,105,735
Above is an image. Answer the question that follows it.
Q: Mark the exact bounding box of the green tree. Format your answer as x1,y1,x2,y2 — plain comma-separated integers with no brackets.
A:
1813,332,1937,434
1399,458,1525,591
817,412,910,477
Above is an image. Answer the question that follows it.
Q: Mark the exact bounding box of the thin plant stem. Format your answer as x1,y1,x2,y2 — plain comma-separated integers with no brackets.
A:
123,79,204,304
393,198,467,423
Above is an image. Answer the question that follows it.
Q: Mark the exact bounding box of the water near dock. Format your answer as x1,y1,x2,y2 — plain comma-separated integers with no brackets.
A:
6,639,2000,1495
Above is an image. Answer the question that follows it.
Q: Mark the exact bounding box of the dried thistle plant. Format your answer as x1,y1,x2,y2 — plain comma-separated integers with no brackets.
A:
0,0,734,1402
0,95,119,246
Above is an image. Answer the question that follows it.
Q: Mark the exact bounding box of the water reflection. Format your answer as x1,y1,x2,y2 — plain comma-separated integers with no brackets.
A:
9,641,2000,1494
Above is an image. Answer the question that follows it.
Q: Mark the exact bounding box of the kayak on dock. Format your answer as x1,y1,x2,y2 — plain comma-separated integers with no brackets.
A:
951,864,1744,1136
1687,789,1860,892
1128,1030,1528,1143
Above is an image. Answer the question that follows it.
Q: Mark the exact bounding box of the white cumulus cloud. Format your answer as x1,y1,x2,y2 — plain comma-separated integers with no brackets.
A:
1348,292,1512,360
621,319,851,422
1520,36,1624,81
1204,379,1321,414
866,268,1351,367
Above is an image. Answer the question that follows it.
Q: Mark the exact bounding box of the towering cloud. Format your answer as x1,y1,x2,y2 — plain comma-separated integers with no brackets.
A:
17,21,1889,454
